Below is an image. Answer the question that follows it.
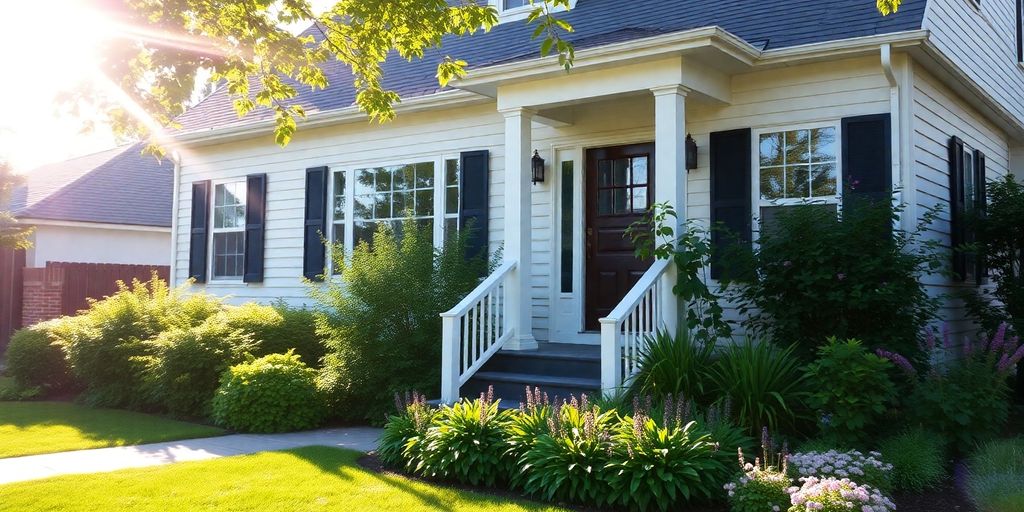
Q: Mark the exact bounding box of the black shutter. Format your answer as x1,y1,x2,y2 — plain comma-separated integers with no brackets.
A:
841,114,892,212
303,166,329,281
459,150,490,262
709,128,752,280
949,136,967,281
975,150,987,282
188,180,211,283
243,174,267,283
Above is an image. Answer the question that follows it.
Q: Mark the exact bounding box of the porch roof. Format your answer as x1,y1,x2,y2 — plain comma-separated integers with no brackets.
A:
173,0,926,134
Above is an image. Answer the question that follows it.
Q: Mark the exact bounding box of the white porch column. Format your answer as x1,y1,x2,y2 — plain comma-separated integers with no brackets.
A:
500,107,538,350
651,85,689,335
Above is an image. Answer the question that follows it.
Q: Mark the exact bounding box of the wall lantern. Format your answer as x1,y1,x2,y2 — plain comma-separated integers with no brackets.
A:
531,150,546,184
685,134,698,171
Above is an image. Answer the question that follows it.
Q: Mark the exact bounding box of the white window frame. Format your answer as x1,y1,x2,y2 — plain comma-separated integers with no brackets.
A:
751,121,843,238
491,0,575,22
208,178,248,282
325,153,462,274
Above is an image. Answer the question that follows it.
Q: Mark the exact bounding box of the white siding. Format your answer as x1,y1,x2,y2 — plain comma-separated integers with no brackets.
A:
27,224,170,268
175,55,898,340
1011,145,1024,178
911,62,1011,334
923,0,1024,127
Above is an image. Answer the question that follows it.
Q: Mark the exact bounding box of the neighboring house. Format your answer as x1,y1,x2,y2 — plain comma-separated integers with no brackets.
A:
167,0,1024,403
0,144,172,350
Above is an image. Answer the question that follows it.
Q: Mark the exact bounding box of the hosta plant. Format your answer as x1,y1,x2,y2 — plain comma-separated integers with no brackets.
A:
786,476,896,512
725,428,792,512
505,387,553,489
607,396,730,511
787,450,893,492
521,395,616,505
377,391,436,471
419,387,514,486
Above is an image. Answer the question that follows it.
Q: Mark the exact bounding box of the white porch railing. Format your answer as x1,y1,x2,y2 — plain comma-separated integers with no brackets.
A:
598,258,671,392
440,260,517,403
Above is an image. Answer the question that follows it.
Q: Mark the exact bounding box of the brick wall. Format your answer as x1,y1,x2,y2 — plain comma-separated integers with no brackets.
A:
21,266,65,327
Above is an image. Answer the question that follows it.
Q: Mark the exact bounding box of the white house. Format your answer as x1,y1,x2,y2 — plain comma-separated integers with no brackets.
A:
167,0,1024,402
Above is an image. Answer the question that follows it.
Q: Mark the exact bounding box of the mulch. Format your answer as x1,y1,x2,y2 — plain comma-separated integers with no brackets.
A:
358,453,978,512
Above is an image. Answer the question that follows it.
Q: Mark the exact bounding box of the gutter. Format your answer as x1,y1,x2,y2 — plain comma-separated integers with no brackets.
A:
880,43,904,229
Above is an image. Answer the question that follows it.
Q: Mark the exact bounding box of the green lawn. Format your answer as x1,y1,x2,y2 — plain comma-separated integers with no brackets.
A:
0,401,224,458
0,446,568,511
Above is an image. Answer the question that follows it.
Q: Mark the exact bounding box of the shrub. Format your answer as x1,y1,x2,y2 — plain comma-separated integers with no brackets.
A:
804,338,896,443
211,352,325,433
607,399,730,511
693,400,756,465
418,388,514,486
312,217,490,423
60,277,221,409
377,391,436,472
221,301,325,367
966,438,1024,512
720,198,943,360
787,450,893,492
725,446,792,512
629,329,716,405
786,476,895,512
711,340,808,435
4,320,74,392
878,428,947,492
521,395,617,505
144,321,254,418
878,323,1024,447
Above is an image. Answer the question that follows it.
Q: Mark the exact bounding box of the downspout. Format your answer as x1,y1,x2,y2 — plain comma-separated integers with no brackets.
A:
167,150,182,287
880,44,903,229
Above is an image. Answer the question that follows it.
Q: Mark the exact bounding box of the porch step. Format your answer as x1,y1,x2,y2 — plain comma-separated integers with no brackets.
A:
463,371,601,403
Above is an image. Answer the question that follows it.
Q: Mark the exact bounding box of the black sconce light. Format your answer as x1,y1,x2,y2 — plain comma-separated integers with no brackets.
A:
531,150,545,184
685,134,698,170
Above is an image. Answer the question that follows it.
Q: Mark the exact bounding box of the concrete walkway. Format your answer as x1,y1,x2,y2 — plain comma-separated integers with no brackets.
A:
0,427,381,485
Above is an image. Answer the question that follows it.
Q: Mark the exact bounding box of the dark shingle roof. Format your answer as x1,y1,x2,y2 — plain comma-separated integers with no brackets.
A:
10,143,172,227
176,0,926,132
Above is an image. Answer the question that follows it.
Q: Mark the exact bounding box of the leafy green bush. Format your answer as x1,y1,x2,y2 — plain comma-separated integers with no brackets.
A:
418,389,514,486
4,320,75,393
144,321,254,418
505,387,553,489
312,218,490,423
692,400,755,466
804,338,896,443
521,395,617,505
967,438,1024,512
211,352,325,433
59,277,222,408
377,391,436,472
721,198,943,360
879,428,947,492
879,323,1024,447
221,301,325,367
711,340,808,435
629,329,716,405
607,404,730,511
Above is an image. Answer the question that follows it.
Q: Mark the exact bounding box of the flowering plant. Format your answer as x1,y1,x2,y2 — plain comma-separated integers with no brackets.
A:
788,450,893,492
877,322,1024,446
786,476,895,512
725,428,792,512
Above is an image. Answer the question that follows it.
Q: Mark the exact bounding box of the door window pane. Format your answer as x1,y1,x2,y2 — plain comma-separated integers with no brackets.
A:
560,161,574,293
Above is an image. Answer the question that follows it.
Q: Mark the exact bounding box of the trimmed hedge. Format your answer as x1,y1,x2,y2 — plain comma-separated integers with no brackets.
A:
212,352,325,433
4,320,75,393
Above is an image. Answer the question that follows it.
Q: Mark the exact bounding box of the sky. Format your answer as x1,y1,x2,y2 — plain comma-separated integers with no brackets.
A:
0,0,334,174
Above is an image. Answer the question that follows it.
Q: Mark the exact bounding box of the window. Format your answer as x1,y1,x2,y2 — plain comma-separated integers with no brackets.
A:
211,181,246,279
596,156,649,215
329,157,462,261
559,160,574,294
756,125,840,231
503,0,530,9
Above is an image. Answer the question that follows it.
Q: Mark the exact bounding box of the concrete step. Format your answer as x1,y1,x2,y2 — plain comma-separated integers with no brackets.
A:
462,370,601,403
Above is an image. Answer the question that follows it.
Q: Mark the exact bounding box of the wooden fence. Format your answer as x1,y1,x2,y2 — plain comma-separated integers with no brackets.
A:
55,262,169,316
0,248,25,353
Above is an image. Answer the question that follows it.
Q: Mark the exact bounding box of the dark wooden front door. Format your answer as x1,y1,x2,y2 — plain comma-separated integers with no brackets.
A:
584,143,655,331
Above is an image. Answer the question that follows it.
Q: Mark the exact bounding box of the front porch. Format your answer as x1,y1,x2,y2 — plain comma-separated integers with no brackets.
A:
439,54,731,403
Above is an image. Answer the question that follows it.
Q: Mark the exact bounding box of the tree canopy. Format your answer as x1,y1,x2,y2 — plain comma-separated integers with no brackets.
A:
0,161,32,249
81,0,901,149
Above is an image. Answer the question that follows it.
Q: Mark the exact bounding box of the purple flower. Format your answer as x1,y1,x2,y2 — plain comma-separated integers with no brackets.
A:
783,260,793,268
990,322,1009,354
836,273,846,281
998,343,1024,374
876,349,917,378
